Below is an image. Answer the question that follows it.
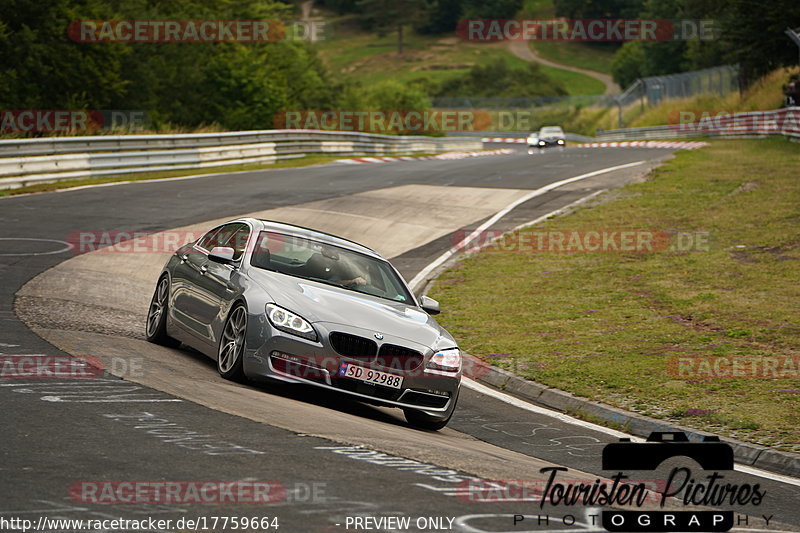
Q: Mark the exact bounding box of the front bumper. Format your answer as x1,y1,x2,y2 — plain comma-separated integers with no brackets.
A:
536,140,565,148
243,318,460,418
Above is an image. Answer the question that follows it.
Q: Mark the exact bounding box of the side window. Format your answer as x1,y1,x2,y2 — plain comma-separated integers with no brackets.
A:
197,227,222,251
224,225,251,261
196,223,250,260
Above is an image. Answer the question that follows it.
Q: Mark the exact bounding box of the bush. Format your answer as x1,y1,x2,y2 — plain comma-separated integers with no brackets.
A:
435,59,568,98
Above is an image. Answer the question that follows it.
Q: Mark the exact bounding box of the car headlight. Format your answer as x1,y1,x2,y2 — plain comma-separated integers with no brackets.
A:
427,348,461,372
557,139,565,144
266,304,317,341
538,141,545,145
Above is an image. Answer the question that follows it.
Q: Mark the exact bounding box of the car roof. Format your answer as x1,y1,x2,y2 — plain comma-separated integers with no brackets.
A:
539,126,564,133
241,218,382,259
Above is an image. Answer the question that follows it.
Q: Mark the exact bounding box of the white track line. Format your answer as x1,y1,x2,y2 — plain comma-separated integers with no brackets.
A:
733,464,800,487
407,160,645,290
509,189,606,233
464,379,800,487
463,378,640,440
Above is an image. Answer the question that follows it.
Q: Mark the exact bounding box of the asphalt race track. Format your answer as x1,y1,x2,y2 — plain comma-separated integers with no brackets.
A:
2,144,799,532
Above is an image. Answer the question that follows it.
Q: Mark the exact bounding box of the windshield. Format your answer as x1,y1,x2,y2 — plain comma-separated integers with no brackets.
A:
539,127,564,136
250,231,412,304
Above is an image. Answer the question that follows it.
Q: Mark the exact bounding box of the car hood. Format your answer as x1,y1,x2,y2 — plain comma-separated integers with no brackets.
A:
249,269,450,348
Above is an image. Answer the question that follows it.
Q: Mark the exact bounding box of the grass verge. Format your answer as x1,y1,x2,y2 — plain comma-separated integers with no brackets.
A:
429,139,800,451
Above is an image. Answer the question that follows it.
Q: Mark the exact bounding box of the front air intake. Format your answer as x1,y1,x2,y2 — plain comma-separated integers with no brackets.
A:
329,332,377,361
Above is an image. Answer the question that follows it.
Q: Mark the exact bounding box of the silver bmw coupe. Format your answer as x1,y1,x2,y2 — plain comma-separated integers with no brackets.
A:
145,218,461,430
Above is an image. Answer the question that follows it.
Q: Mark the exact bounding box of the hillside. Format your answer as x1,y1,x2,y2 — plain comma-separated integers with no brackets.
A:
313,9,609,97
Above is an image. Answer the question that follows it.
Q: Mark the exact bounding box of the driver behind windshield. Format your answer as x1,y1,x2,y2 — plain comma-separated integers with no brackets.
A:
308,245,368,288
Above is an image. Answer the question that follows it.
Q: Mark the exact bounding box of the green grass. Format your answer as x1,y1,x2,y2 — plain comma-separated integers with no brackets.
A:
520,0,617,75
430,139,800,450
316,27,605,95
623,67,798,128
520,0,554,18
538,64,606,95
532,42,616,75
556,66,799,135
318,30,527,86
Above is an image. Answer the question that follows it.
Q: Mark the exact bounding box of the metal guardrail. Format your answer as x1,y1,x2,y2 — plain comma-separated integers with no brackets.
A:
597,107,800,142
0,130,483,189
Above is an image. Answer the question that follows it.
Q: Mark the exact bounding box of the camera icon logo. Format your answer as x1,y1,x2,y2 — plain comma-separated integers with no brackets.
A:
602,431,733,471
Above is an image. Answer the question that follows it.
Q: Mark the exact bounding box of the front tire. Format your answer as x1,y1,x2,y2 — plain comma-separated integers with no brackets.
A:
217,304,247,382
145,275,180,348
403,388,459,431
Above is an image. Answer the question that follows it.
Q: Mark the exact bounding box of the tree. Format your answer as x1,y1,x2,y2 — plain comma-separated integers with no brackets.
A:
611,41,646,88
607,0,800,89
553,0,645,19
435,59,567,98
461,0,525,19
356,0,428,55
0,0,129,109
715,0,800,87
364,80,431,110
416,0,463,35
633,0,688,78
0,0,344,131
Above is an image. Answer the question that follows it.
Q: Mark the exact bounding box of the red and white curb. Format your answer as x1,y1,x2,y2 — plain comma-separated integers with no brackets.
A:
576,141,709,150
481,138,710,150
482,137,527,143
337,149,513,164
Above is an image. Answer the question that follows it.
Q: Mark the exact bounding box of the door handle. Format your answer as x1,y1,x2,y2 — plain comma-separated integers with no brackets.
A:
199,264,208,275
180,254,189,263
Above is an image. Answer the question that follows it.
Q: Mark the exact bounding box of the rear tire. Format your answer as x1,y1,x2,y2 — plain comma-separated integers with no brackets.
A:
145,275,180,348
403,388,459,431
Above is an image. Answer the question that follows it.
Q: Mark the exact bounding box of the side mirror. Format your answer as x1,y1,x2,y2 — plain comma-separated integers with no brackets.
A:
420,296,440,315
208,246,235,264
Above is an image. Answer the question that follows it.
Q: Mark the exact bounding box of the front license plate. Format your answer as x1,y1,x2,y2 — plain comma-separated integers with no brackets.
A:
338,363,403,389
